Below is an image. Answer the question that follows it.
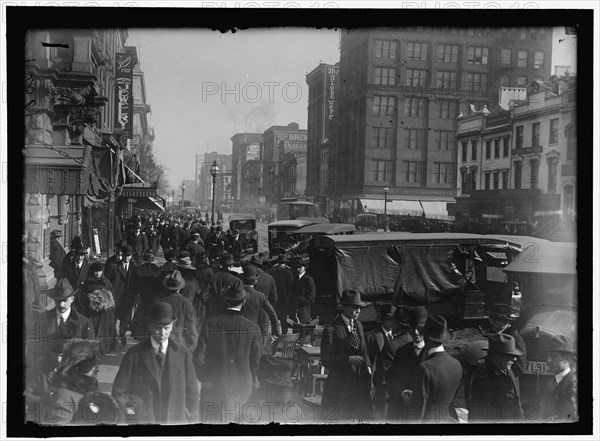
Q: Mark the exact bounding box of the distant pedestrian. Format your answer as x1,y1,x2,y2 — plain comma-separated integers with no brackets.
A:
49,229,66,279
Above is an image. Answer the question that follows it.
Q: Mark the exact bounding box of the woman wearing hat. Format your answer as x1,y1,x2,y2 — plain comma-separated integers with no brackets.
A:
40,340,102,425
76,261,119,354
468,333,524,423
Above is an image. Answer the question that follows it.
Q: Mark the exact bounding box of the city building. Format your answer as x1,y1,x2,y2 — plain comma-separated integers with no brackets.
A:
329,27,552,221
262,122,307,203
24,29,135,297
196,152,233,207
230,133,263,204
306,62,340,212
452,74,576,240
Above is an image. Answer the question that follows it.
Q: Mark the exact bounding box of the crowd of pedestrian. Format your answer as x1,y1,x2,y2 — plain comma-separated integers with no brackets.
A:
24,210,577,425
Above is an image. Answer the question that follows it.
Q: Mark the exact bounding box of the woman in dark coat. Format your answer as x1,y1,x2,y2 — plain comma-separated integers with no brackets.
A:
76,262,119,354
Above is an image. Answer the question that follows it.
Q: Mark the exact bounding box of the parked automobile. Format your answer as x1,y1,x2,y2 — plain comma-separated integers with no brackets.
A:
228,213,258,253
354,213,378,232
267,218,329,255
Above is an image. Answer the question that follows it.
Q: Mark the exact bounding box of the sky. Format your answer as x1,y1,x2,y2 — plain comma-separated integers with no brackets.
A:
126,26,577,192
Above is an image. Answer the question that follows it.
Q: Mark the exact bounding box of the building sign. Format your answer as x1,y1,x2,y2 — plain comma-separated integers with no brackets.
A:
324,66,339,143
115,53,134,139
246,143,260,161
283,139,307,153
485,112,511,128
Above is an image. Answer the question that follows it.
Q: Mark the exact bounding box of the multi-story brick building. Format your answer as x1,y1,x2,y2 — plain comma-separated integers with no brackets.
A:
330,27,552,221
230,133,262,205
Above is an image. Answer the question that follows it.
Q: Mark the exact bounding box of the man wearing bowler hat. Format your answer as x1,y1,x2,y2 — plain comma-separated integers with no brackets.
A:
321,290,373,422
112,302,199,424
385,306,429,422
61,245,90,294
290,257,316,324
541,335,578,422
486,303,527,378
404,315,462,423
468,333,524,423
49,230,66,278
268,254,294,334
194,284,263,423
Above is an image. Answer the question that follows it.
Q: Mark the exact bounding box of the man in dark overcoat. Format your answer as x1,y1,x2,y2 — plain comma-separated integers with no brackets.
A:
205,254,241,318
321,290,373,423
112,302,199,424
405,315,462,423
49,229,66,278
109,245,140,346
251,254,278,306
468,333,524,423
194,284,263,423
542,335,578,422
267,254,294,333
385,306,429,422
61,245,90,293
486,303,527,379
228,229,248,259
240,265,281,345
290,257,315,324
130,225,149,261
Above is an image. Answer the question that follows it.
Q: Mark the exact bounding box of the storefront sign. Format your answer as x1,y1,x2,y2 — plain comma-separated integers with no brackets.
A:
115,53,134,139
485,112,510,128
324,66,339,143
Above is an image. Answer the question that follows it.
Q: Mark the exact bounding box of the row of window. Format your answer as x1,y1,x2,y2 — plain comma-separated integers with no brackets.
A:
460,137,510,162
370,160,455,184
376,39,546,69
370,128,455,150
404,27,547,38
461,160,558,193
374,67,490,91
373,96,458,119
515,118,559,149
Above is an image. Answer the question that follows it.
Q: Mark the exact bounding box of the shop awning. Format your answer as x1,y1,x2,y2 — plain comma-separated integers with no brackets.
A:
360,199,423,216
121,183,165,211
419,201,449,219
133,195,165,212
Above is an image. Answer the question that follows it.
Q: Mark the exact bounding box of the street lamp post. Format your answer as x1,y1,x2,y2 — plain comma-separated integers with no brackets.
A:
172,189,175,208
383,185,390,232
210,160,220,225
181,183,186,209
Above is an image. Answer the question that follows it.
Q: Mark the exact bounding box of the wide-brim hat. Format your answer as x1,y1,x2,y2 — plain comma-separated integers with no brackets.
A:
56,339,100,377
276,254,288,263
379,304,397,321
290,257,309,268
221,283,247,302
397,306,429,327
489,303,517,321
146,301,177,325
74,246,88,255
175,257,196,271
258,355,295,387
50,229,62,238
483,333,523,356
340,290,367,307
422,315,449,343
48,278,77,300
543,334,576,354
162,270,186,290
89,261,105,272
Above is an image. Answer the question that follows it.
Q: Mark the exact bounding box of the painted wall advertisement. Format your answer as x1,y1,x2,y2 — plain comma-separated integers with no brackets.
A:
115,52,134,139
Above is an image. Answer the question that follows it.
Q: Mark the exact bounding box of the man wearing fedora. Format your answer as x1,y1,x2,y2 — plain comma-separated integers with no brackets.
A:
153,270,198,354
104,240,127,283
468,333,524,423
26,279,95,407
49,229,66,279
228,229,248,260
290,257,316,324
175,251,200,304
268,254,295,334
385,306,429,422
365,304,402,420
111,245,141,347
185,232,205,261
194,284,263,423
486,303,527,378
251,254,278,307
129,225,149,262
112,302,199,424
205,253,242,319
541,335,578,422
321,290,373,422
61,245,90,294
405,315,462,423
130,250,162,340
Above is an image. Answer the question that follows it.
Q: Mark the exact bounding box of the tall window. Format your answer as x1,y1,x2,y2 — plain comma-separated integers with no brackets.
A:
375,67,396,85
405,69,427,87
436,71,457,89
406,42,428,60
484,172,490,190
502,170,509,189
403,161,424,183
547,158,558,192
498,75,510,87
404,97,426,117
514,161,522,189
500,49,512,66
435,131,455,151
503,137,510,157
372,127,395,148
404,129,425,150
462,171,471,194
371,159,393,182
465,73,488,91
493,172,499,190
530,160,539,189
517,50,528,67
532,122,540,146
461,140,468,161
438,99,457,119
533,51,545,69
471,140,478,160
517,76,528,87
373,96,395,116
494,139,500,158
549,118,559,144
566,125,576,160
485,140,491,159
516,126,524,149
433,163,453,184
437,44,458,63
467,47,489,64
375,40,397,58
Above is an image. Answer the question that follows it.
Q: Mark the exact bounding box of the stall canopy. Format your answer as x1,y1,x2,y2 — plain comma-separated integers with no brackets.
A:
360,199,423,216
120,183,166,212
419,201,449,219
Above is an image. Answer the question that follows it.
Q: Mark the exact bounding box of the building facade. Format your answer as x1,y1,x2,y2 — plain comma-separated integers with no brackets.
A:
453,75,576,240
197,152,233,206
230,133,263,203
330,27,552,221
